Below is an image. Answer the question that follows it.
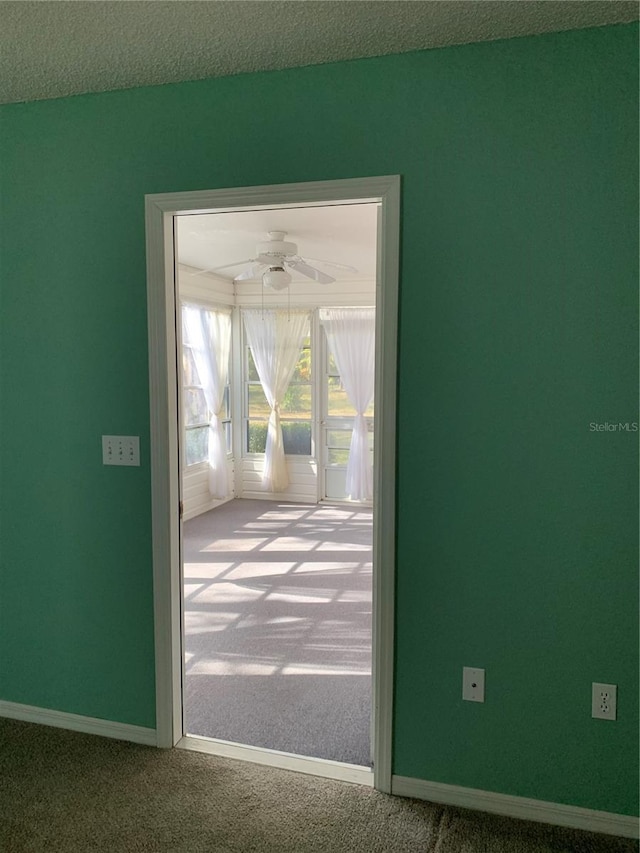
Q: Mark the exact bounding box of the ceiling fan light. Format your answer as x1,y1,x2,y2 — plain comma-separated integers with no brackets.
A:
262,266,292,290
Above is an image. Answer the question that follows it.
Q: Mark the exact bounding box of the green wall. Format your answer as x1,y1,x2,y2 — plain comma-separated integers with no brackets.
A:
1,24,637,816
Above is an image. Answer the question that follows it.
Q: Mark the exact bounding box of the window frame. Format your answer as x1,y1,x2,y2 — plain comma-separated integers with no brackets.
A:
180,302,233,470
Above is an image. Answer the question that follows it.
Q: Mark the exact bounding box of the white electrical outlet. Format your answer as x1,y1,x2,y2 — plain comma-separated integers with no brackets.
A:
102,435,140,467
592,683,617,721
462,667,485,702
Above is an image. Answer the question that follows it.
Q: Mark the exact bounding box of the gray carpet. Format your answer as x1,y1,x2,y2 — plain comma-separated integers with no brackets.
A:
183,500,372,766
1,719,637,853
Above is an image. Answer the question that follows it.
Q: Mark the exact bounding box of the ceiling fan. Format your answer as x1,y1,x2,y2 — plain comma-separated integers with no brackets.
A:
198,231,358,290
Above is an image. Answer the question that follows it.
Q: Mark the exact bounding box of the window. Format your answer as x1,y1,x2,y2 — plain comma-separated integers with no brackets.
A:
326,350,374,419
182,343,209,465
246,329,312,456
326,428,374,467
181,307,232,467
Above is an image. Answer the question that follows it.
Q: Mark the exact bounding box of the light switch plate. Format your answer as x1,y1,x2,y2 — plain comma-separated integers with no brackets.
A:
102,435,140,466
463,667,485,702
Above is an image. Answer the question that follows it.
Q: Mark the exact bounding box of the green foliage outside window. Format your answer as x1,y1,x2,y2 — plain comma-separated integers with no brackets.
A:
247,421,311,455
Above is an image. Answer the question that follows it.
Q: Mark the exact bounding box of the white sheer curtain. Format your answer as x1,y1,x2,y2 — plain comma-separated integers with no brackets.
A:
321,307,375,501
182,304,232,498
243,309,309,492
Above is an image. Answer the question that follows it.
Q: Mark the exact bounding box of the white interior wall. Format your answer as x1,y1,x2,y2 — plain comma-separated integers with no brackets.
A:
179,264,234,306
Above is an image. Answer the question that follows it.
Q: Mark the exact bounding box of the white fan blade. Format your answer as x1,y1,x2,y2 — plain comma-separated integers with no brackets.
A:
286,259,335,284
235,263,266,281
302,256,358,273
210,257,256,272
187,258,255,278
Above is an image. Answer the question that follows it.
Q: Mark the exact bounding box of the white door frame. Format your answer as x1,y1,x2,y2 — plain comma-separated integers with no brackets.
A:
145,176,400,792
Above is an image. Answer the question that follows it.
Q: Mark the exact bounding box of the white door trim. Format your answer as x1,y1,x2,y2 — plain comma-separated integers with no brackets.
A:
180,735,374,786
145,176,400,793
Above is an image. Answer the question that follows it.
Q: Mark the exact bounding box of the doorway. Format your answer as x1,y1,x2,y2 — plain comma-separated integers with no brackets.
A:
145,177,399,791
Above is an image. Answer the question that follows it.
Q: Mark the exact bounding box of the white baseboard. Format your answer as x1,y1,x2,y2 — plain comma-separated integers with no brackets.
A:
392,776,639,839
3,700,634,839
183,498,229,521
0,700,157,747
183,492,235,521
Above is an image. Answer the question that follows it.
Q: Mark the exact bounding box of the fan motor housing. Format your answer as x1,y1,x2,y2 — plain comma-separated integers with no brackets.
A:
257,239,296,257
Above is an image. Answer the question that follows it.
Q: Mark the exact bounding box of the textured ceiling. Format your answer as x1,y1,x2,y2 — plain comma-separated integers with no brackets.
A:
1,1,638,105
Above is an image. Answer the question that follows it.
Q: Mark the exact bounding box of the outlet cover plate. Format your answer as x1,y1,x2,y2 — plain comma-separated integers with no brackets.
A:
592,682,617,720
463,667,485,702
102,435,140,466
